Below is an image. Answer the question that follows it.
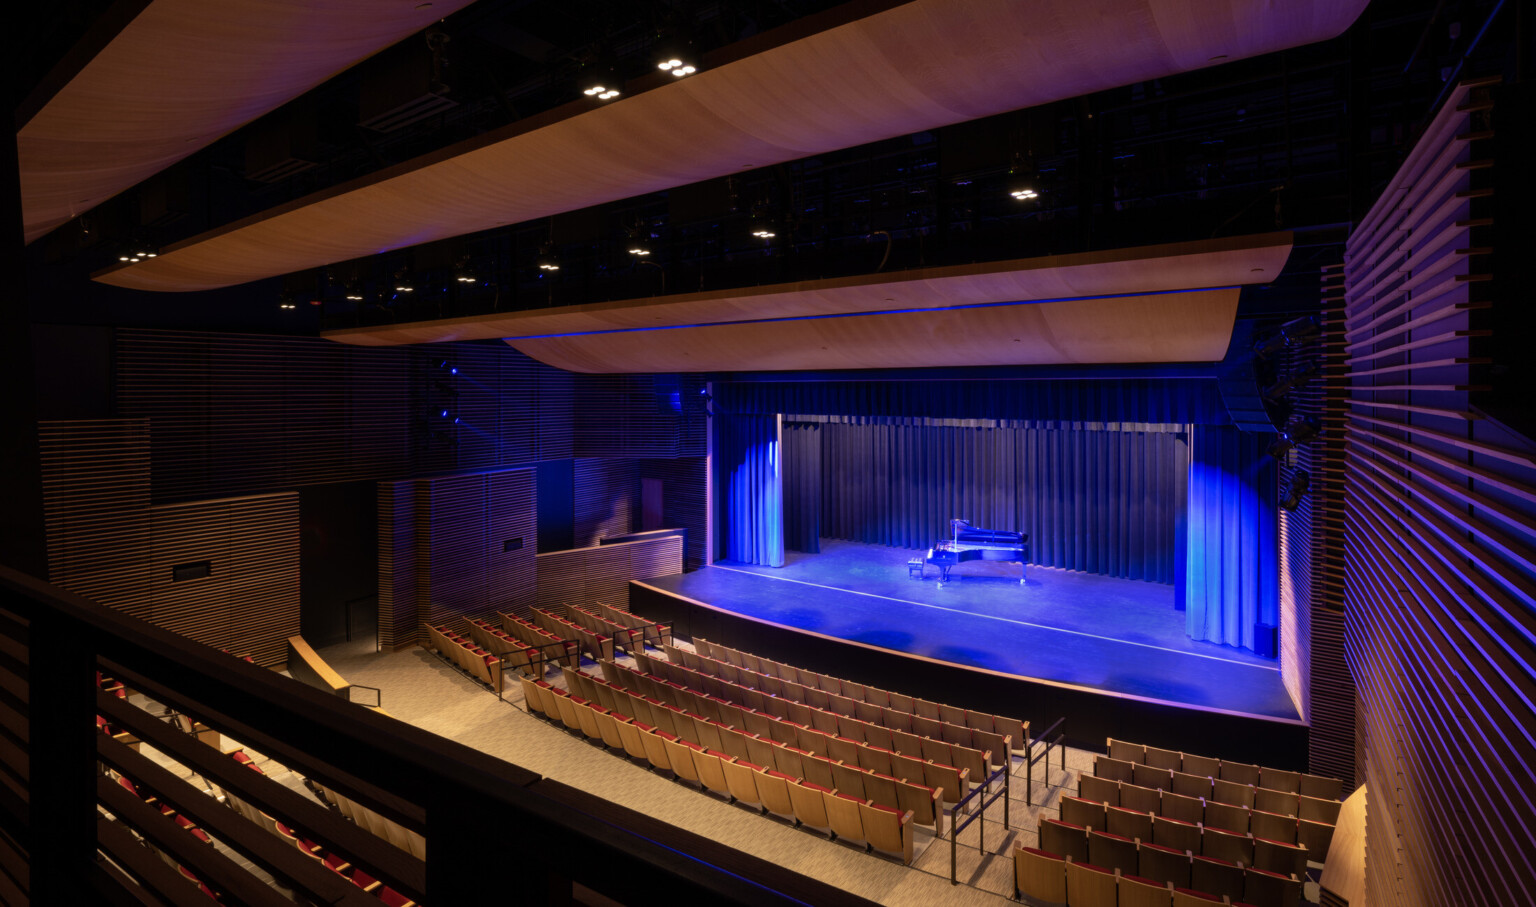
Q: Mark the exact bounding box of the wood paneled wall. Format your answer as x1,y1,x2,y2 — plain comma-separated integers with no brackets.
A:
640,457,709,571
115,330,576,502
38,419,298,666
1341,78,1536,907
574,458,637,547
575,374,708,459
534,536,683,615
376,469,536,648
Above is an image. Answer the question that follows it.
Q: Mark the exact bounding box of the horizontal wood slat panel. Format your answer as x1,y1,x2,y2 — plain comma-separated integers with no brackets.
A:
535,537,683,614
40,420,297,666
574,459,637,547
1341,79,1536,907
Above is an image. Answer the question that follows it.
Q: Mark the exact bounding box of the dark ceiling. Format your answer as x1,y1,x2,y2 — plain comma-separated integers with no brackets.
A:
15,0,1517,337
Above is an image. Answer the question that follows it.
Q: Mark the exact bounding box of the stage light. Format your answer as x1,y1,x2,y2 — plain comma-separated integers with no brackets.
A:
1254,315,1319,358
453,258,476,284
1009,186,1038,201
1267,418,1321,459
1280,469,1311,511
658,58,697,77
394,270,415,293
629,244,651,256
1262,360,1319,401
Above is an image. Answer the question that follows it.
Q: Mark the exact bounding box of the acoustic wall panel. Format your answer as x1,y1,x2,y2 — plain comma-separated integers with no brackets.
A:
377,468,537,647
639,457,709,572
535,536,683,614
39,419,298,666
37,420,152,620
1342,78,1536,907
116,330,575,503
574,459,637,547
575,374,708,459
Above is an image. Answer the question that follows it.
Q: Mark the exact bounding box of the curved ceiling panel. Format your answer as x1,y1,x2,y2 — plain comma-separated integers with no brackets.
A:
505,288,1243,373
20,0,478,243
93,0,1365,291
322,233,1292,349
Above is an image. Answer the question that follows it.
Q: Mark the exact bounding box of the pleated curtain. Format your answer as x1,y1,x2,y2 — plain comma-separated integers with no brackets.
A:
810,422,1183,583
1183,424,1278,649
782,422,821,553
716,413,785,566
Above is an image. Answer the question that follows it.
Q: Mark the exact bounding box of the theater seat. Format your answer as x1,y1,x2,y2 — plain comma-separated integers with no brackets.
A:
1065,861,1118,907
1014,846,1067,905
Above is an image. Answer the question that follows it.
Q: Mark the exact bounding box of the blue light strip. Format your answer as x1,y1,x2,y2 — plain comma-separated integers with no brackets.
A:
502,284,1242,341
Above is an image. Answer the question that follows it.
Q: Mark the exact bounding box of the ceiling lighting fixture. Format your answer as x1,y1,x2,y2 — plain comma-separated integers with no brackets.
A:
393,270,415,292
454,258,476,284
658,58,697,77
117,243,158,263
1009,186,1039,201
536,243,560,272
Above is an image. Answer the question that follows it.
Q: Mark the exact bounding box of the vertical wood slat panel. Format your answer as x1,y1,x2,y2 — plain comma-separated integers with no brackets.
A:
1342,77,1536,907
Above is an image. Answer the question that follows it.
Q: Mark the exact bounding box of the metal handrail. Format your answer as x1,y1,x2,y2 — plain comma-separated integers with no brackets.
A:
949,759,1014,885
1025,716,1067,804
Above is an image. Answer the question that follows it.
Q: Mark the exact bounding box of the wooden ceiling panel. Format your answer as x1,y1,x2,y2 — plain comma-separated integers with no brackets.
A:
322,234,1293,348
20,0,478,243
91,0,1365,291
503,288,1243,373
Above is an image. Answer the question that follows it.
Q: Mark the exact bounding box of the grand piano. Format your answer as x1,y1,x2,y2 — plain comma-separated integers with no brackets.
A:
920,519,1029,583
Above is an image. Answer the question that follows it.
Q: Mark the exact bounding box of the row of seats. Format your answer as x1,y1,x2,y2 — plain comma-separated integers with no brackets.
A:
1041,812,1306,891
112,771,221,901
605,657,972,804
496,611,580,669
425,625,502,693
660,645,1011,770
1093,756,1340,823
1016,847,1296,907
589,601,672,648
311,780,426,861
1076,775,1335,862
1107,737,1343,801
531,607,614,662
696,637,1027,750
522,669,920,864
224,751,418,907
560,603,647,653
462,617,541,677
640,649,997,783
580,666,944,828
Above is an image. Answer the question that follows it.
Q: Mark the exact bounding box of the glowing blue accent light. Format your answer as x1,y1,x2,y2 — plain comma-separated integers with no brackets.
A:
440,409,449,418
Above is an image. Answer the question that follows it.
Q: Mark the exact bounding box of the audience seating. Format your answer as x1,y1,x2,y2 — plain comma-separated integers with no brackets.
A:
498,611,580,668
463,617,539,677
1088,829,1139,875
1189,855,1244,902
1078,773,1119,806
1061,795,1107,829
1119,874,1175,907
1138,841,1191,889
694,638,1027,754
591,601,672,648
1065,860,1118,907
1242,866,1302,907
1014,846,1067,904
426,624,503,693
1151,816,1201,853
1106,805,1153,841
786,781,833,836
1039,818,1089,863
532,607,614,662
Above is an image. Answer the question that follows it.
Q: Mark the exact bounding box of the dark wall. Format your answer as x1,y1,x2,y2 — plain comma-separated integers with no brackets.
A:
535,459,575,554
299,481,378,647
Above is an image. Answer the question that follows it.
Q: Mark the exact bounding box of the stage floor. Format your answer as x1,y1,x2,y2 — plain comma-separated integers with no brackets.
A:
643,539,1299,722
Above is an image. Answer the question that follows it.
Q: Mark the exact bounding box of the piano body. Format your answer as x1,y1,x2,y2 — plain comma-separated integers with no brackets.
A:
923,519,1029,583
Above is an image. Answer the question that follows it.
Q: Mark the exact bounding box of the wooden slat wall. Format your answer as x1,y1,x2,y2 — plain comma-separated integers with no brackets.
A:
575,374,708,459
377,469,537,648
1307,264,1355,789
640,457,709,571
534,536,683,615
377,481,418,652
574,459,637,547
37,420,152,620
1342,78,1536,907
115,330,575,502
38,420,297,666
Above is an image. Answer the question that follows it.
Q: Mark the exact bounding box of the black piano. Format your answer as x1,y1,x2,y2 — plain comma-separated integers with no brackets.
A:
921,519,1029,583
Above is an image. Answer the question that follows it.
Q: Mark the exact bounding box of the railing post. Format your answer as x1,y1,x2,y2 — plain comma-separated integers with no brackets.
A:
28,609,97,904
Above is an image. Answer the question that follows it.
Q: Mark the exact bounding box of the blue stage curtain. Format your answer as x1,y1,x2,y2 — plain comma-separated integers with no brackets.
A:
814,422,1183,582
716,414,785,566
1183,425,1278,650
782,422,821,553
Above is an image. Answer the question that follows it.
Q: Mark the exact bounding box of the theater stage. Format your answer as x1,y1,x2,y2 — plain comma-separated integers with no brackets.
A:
632,539,1307,766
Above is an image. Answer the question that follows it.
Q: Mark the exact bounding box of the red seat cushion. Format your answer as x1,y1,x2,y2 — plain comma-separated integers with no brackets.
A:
1020,847,1064,860
801,782,833,793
